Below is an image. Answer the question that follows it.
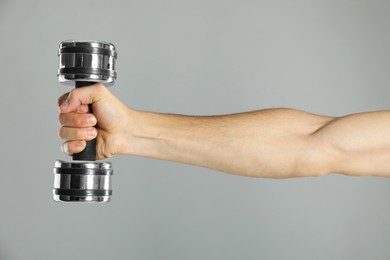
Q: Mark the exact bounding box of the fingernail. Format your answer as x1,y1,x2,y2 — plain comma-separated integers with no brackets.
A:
87,128,97,137
61,143,69,154
87,116,96,125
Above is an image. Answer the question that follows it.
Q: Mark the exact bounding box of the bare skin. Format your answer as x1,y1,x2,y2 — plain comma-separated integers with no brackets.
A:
58,83,390,178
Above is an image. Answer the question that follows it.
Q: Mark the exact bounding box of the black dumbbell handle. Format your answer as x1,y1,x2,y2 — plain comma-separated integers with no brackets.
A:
73,81,96,161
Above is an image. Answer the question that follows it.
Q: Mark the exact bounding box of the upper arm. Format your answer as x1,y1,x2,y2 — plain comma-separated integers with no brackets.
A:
309,111,390,177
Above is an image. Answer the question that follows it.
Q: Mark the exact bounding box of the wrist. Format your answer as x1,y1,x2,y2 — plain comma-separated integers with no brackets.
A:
120,109,164,158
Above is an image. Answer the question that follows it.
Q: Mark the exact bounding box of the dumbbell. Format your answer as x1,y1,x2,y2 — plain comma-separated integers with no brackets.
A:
53,40,117,202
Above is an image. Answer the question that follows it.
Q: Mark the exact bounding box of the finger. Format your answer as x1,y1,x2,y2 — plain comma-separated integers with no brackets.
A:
76,104,89,113
61,140,86,155
58,126,97,141
58,93,89,113
59,113,97,127
59,83,108,113
57,92,70,107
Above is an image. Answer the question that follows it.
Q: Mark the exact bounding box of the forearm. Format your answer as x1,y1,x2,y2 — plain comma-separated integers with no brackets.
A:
124,108,335,178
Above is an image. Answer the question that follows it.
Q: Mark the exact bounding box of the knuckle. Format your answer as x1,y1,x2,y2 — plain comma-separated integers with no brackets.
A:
58,114,66,125
67,89,79,103
57,98,62,107
57,93,69,107
58,127,65,139
69,88,78,96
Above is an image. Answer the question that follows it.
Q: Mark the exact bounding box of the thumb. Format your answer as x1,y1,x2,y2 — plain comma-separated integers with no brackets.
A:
59,83,106,113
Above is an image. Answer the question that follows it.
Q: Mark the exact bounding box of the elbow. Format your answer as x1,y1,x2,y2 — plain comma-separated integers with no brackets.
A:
300,132,340,178
297,138,333,178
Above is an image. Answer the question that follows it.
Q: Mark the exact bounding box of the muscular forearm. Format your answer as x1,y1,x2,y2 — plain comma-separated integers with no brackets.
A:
123,108,336,178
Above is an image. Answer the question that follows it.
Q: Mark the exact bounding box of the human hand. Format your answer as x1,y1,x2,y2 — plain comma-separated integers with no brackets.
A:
57,83,131,160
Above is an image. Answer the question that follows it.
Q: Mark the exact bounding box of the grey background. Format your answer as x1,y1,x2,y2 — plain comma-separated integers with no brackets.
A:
0,0,390,259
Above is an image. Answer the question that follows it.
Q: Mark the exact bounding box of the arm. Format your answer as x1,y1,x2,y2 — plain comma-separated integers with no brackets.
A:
124,109,335,178
58,84,390,178
310,111,390,177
